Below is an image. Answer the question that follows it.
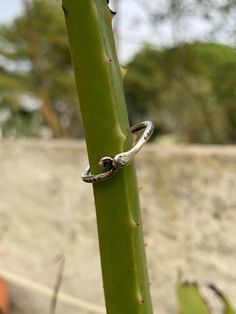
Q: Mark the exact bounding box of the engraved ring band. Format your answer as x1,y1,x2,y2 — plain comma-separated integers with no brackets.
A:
81,121,154,183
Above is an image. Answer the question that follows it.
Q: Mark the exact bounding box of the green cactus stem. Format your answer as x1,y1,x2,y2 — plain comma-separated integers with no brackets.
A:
62,1,153,313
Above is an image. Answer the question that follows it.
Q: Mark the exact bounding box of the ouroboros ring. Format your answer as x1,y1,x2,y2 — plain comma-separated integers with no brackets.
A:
82,121,154,183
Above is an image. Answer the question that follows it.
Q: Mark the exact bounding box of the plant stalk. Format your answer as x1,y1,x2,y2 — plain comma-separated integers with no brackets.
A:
62,1,153,313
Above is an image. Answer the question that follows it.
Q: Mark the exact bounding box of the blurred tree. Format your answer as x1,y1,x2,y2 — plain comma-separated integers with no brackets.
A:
124,42,236,144
133,0,236,46
0,0,81,138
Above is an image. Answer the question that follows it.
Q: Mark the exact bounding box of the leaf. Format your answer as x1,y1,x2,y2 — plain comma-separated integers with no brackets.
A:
208,284,236,314
177,281,212,314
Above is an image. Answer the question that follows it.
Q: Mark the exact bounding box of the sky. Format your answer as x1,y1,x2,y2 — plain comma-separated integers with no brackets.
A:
0,0,24,23
0,0,229,63
110,0,213,62
0,0,147,62
0,0,136,62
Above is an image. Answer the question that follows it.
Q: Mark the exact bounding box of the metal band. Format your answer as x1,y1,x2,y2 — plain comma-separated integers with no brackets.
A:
82,121,154,183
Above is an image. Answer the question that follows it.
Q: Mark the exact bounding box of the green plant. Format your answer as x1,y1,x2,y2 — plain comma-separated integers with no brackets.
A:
124,43,236,144
0,0,81,137
177,281,236,314
62,1,153,313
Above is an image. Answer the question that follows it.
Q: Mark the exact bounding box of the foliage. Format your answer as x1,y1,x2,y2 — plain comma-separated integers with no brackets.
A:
135,0,236,46
1,1,236,143
177,282,211,314
0,0,82,138
177,281,236,314
124,42,236,144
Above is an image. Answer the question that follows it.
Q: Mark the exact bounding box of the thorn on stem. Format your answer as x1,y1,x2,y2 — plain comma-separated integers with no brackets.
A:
106,0,117,17
109,9,117,16
62,4,68,16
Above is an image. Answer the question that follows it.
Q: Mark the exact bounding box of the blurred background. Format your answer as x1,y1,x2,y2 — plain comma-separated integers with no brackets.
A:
0,0,235,143
0,1,236,314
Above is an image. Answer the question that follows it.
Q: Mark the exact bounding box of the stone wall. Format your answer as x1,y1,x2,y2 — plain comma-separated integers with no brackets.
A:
0,141,235,314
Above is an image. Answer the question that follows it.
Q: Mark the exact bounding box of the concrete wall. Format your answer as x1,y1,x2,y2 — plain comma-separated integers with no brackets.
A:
0,141,235,314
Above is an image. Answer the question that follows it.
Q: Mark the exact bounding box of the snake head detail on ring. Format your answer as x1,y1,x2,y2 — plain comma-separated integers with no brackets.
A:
82,121,154,183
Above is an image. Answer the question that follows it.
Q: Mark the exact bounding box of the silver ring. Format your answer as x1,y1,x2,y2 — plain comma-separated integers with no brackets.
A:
82,121,154,183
